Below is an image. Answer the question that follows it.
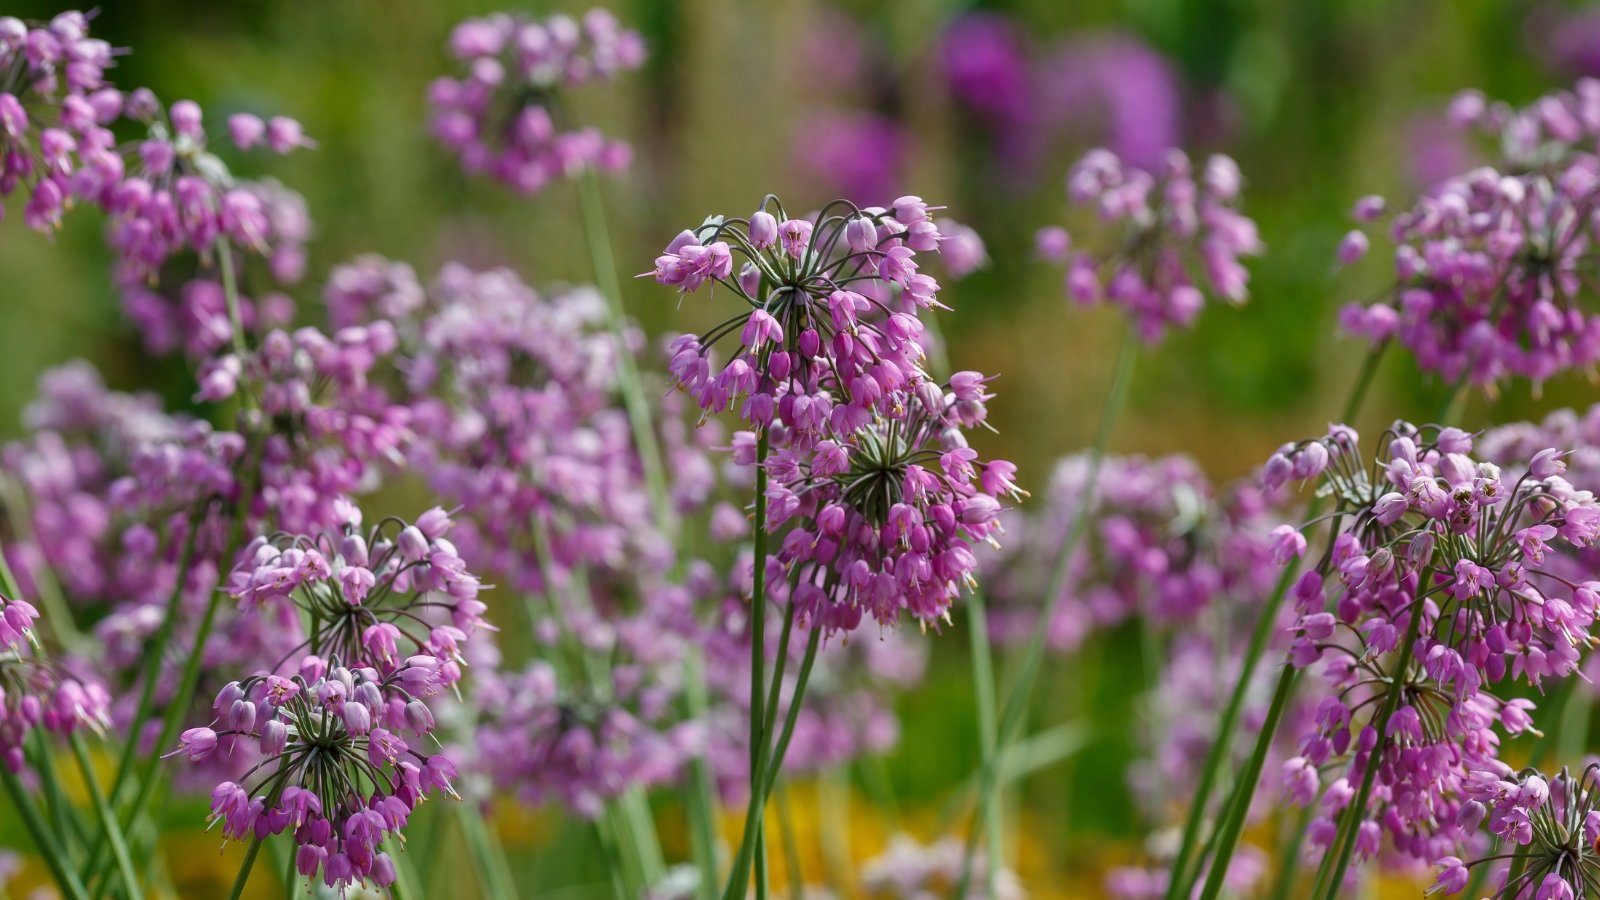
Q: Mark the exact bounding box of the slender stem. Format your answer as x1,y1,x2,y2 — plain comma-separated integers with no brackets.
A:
954,323,1140,895
269,833,295,898
1165,340,1387,899
575,167,671,534
0,764,90,900
216,235,249,358
775,785,804,900
104,509,204,810
386,836,419,900
593,809,632,898
1559,680,1593,764
1198,663,1298,899
683,650,721,900
1267,801,1316,900
577,155,707,899
966,591,1002,900
724,625,823,900
32,733,85,861
723,430,772,899
70,734,142,900
760,628,823,796
456,802,518,899
1310,601,1426,900
226,836,264,900
619,787,665,886
101,448,260,887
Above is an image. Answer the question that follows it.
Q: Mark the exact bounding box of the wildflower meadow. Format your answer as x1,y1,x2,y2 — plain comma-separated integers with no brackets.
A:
2,2,1600,898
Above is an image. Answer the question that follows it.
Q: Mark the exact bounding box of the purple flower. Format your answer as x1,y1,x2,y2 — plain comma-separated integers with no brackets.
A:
1043,148,1261,341
429,10,643,195
648,195,953,435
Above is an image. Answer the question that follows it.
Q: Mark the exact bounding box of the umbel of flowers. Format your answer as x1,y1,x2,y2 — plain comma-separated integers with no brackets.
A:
1337,79,1600,390
429,9,643,195
168,508,489,891
1248,421,1600,894
1035,148,1261,341
0,597,110,774
649,194,1020,896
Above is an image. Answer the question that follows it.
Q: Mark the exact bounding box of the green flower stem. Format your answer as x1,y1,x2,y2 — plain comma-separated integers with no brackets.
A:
1164,340,1387,900
225,835,264,900
775,785,805,900
954,323,1140,895
722,429,772,899
966,590,1002,900
1198,661,1299,900
70,733,141,900
1266,800,1316,900
724,625,824,900
593,806,633,897
1310,599,1426,900
0,764,90,900
216,236,249,359
102,509,205,811
579,167,707,894
95,442,261,894
683,647,721,899
456,804,518,900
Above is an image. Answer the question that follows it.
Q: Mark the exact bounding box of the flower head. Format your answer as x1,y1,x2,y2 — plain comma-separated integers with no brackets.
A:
429,9,643,194
1040,148,1260,341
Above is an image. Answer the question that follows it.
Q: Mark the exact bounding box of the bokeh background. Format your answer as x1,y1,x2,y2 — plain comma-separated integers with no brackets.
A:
0,0,1597,896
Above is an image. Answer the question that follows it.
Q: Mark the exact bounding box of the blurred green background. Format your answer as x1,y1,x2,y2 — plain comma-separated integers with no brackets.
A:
0,0,1596,896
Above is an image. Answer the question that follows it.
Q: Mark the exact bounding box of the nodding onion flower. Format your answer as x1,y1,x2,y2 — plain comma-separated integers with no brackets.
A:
1432,762,1600,899
652,194,953,439
757,374,1021,634
172,655,456,892
1267,420,1600,870
225,507,490,682
1,598,110,774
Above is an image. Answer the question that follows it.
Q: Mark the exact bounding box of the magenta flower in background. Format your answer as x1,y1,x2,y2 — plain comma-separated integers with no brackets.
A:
792,111,907,205
938,13,1033,136
1036,32,1182,171
0,601,111,774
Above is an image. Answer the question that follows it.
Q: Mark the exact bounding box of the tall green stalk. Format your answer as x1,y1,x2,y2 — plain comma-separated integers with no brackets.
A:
0,765,90,900
101,509,205,810
966,591,1002,900
576,164,715,898
70,734,142,900
954,323,1140,894
226,835,264,900
90,445,260,895
457,802,519,900
723,429,772,899
1307,600,1426,900
1164,341,1387,899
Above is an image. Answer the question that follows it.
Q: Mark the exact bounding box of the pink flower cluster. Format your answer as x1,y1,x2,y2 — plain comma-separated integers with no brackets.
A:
1268,421,1600,872
983,453,1279,651
756,373,1019,633
0,12,118,232
0,599,110,774
429,9,643,194
177,658,459,891
655,196,950,436
1339,80,1600,388
1038,148,1261,341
